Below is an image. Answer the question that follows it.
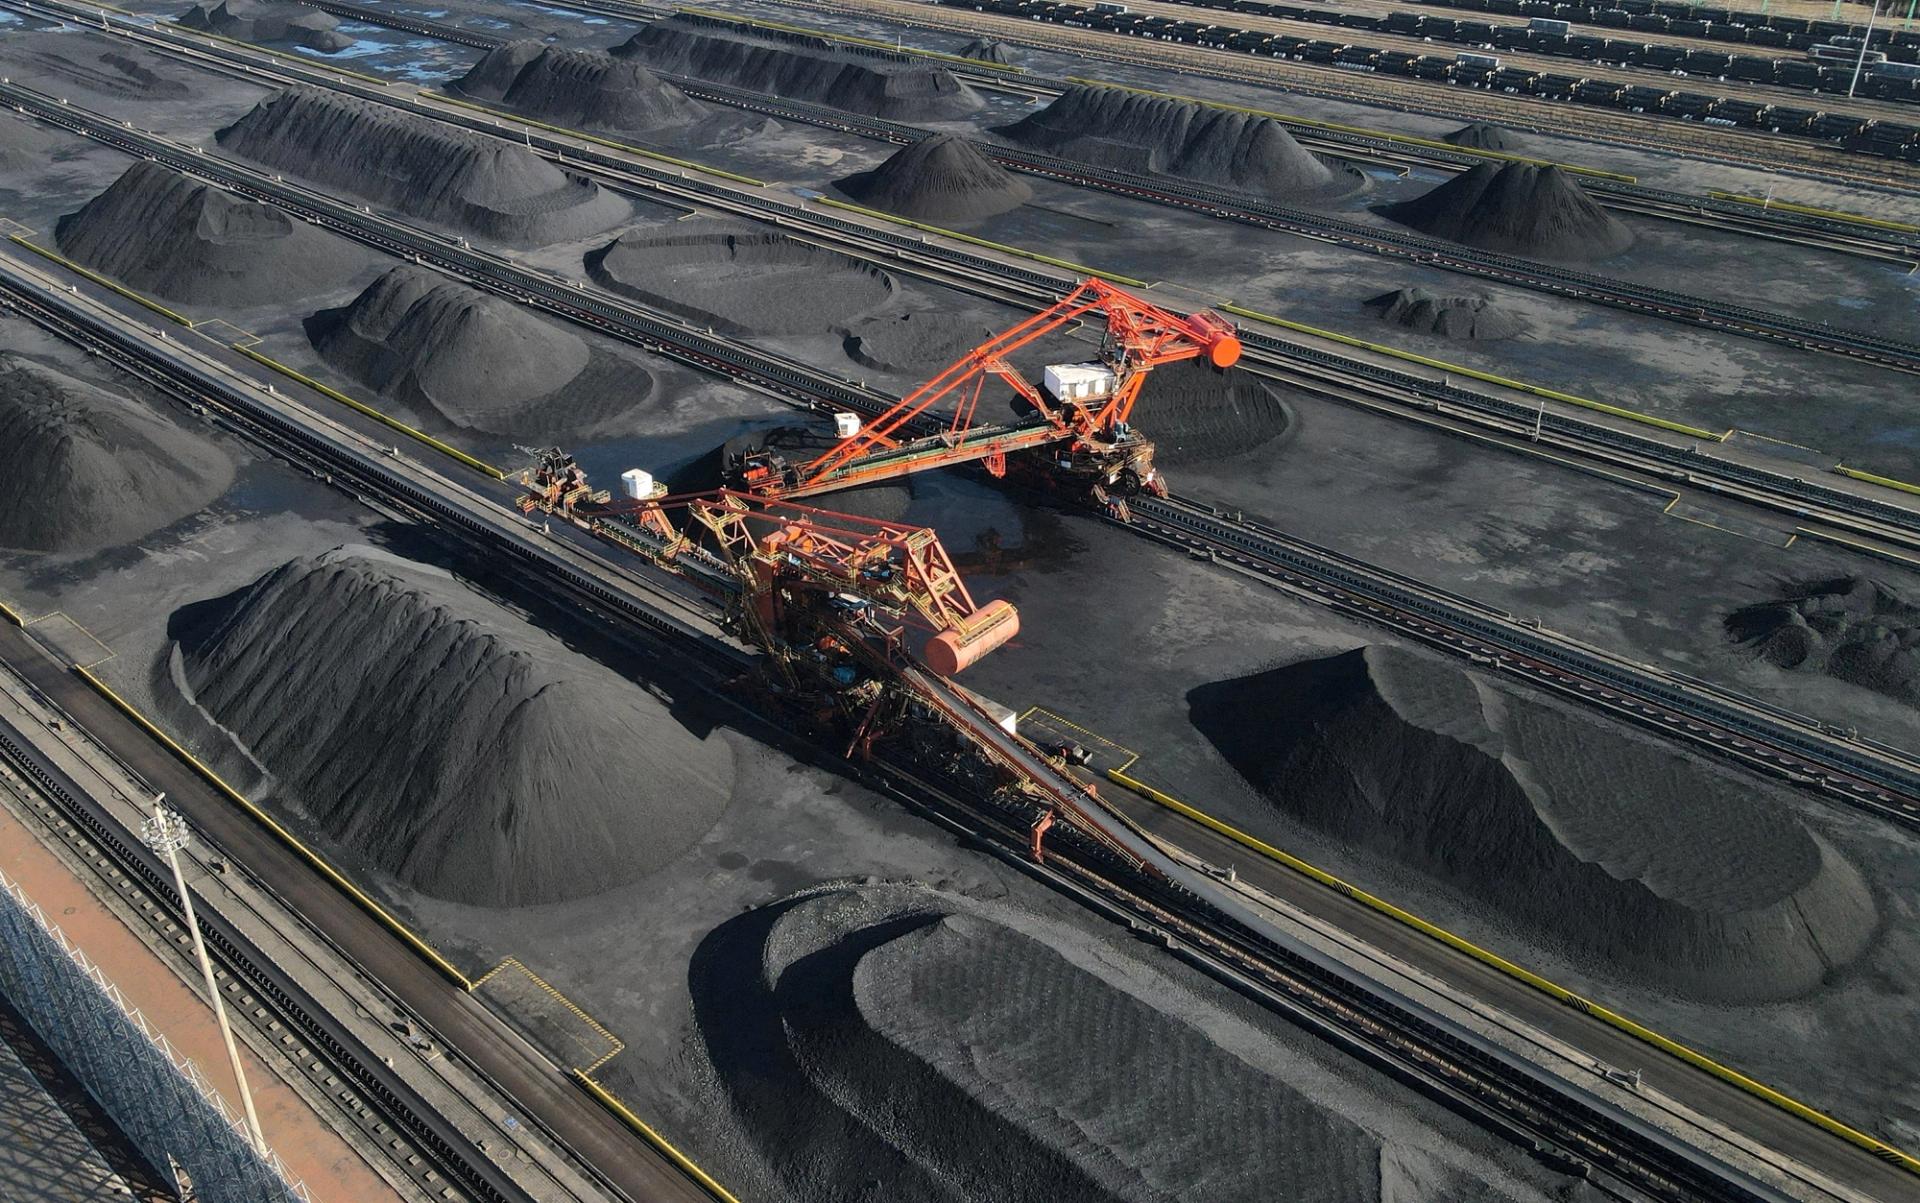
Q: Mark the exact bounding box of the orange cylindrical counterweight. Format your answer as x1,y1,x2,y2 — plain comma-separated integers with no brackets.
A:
1185,310,1243,369
923,599,1021,676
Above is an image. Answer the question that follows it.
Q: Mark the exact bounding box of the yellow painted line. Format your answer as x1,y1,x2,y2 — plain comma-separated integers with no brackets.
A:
424,92,770,186
672,5,1029,72
1792,526,1920,569
1063,78,1636,182
1837,465,1920,497
73,665,476,991
230,346,506,480
573,1071,743,1203
1709,192,1920,235
475,957,626,1072
814,197,1149,287
1218,302,1722,441
0,599,24,627
1108,767,1920,1176
9,237,193,327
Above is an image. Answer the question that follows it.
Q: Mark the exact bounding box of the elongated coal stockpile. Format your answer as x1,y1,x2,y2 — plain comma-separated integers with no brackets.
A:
216,87,630,246
1190,645,1877,1001
1126,359,1294,464
835,134,1032,224
995,85,1353,199
1442,122,1517,151
169,549,735,907
0,352,233,553
56,161,364,305
1728,576,1920,704
177,0,352,52
453,42,706,134
614,14,983,121
1363,287,1527,341
1379,162,1634,260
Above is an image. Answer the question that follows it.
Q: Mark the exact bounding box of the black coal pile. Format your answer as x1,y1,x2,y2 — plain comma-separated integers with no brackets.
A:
56,161,363,306
452,42,706,134
1442,122,1516,151
691,881,1582,1202
995,85,1353,199
671,426,914,523
835,134,1032,224
170,548,735,907
216,87,629,246
1190,645,1877,1001
586,220,894,335
1379,162,1634,260
1363,287,1527,341
306,266,647,436
1127,359,1294,465
0,352,233,553
839,310,991,376
958,38,1012,64
177,0,352,52
613,14,983,121
1728,576,1920,704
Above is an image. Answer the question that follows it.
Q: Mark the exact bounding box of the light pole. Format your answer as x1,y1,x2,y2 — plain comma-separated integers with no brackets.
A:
142,796,268,1158
1849,0,1884,98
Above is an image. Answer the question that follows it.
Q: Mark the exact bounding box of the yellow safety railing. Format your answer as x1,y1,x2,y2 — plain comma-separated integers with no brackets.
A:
425,92,771,186
0,598,24,627
1837,465,1920,496
1708,192,1920,236
574,1071,744,1202
9,237,193,327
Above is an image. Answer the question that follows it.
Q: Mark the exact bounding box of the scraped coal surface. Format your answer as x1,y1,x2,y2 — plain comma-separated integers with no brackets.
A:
959,38,1012,64
0,352,233,553
996,85,1352,199
3,42,194,101
306,266,649,436
693,881,1580,1202
1363,287,1527,341
453,42,706,133
217,87,629,246
0,115,64,173
170,548,734,906
56,161,363,305
839,309,991,376
1443,122,1516,151
177,0,351,52
1379,163,1633,260
835,134,1031,223
1191,645,1876,1000
1728,576,1920,704
614,14,983,120
1128,360,1294,464
586,220,894,335
671,426,914,523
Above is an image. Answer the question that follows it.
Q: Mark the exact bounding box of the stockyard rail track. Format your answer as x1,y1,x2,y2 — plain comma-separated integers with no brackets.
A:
0,254,1811,1203
7,54,1920,823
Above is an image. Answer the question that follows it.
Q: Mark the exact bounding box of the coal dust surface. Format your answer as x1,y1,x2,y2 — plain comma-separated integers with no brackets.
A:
56,161,365,306
0,114,65,174
1190,646,1877,1000
216,87,630,246
586,220,895,335
995,85,1357,200
1363,287,1528,341
1727,576,1920,705
306,266,652,436
959,38,1012,64
7,46,193,100
1442,122,1517,151
168,548,734,907
177,0,352,52
839,309,993,376
1379,163,1634,260
834,134,1032,224
613,14,984,120
453,42,707,134
1128,360,1295,465
693,881,1589,1202
0,352,233,553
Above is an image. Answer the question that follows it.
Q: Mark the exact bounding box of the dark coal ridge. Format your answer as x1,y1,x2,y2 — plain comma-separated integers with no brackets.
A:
1190,645,1877,1001
216,86,629,246
0,351,233,553
1363,287,1528,341
994,85,1358,200
1443,122,1516,151
613,14,984,121
169,548,735,907
1128,360,1294,465
177,0,352,52
452,41,707,134
1379,162,1633,261
958,38,1012,64
56,161,364,305
834,134,1032,224
1728,575,1920,705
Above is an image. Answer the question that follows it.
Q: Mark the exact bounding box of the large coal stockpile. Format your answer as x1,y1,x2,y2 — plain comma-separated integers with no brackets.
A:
959,38,1012,64
216,87,629,246
453,42,706,134
835,134,1032,224
691,882,1577,1202
170,548,734,907
1126,360,1294,465
613,15,983,121
1190,645,1877,1000
177,0,352,52
586,220,894,335
0,352,233,553
1728,576,1920,704
56,161,361,306
1379,163,1634,260
306,266,648,436
1363,287,1527,341
1442,122,1517,151
995,85,1352,200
